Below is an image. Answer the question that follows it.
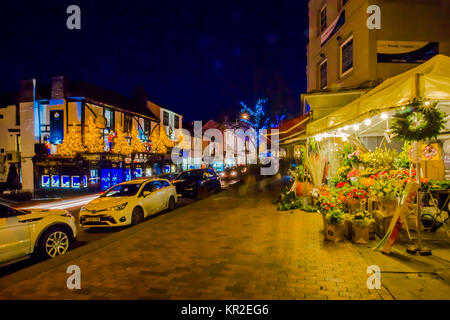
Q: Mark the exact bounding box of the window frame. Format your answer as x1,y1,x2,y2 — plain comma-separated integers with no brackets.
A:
163,111,169,126
339,35,354,78
319,4,327,34
319,58,328,90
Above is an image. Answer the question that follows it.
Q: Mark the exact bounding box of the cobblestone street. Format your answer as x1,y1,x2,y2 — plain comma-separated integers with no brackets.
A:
0,179,398,299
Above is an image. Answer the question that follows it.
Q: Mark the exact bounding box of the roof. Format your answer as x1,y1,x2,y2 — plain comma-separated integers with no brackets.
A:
307,54,450,135
270,114,309,144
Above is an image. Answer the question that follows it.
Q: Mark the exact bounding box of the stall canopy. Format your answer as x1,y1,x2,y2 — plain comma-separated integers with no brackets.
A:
307,54,450,135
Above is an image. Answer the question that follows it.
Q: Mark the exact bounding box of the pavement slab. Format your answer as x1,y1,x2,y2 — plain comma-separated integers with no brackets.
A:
0,178,448,299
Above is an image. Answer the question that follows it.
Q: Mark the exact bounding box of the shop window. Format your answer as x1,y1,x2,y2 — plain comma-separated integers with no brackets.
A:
83,175,88,188
71,176,80,189
125,168,131,181
90,169,99,184
145,168,152,177
51,175,60,188
111,168,119,186
41,175,50,188
62,176,70,188
134,168,142,178
319,59,327,89
320,4,327,34
163,111,169,126
340,35,353,77
174,115,180,129
101,169,111,191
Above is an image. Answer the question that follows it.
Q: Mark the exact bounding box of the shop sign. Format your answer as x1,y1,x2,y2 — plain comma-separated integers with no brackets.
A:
377,41,439,63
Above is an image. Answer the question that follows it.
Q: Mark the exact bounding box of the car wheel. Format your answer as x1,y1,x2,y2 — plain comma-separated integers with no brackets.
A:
168,196,175,211
37,226,71,259
131,207,144,226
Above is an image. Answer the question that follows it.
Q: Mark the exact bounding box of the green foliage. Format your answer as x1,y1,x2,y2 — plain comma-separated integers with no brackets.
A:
391,99,446,141
360,147,398,175
351,210,374,227
394,141,412,169
325,208,344,225
277,190,303,211
301,205,318,213
340,143,357,167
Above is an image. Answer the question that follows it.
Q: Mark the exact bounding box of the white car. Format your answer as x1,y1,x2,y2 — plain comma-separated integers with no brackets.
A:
0,203,77,267
79,178,177,228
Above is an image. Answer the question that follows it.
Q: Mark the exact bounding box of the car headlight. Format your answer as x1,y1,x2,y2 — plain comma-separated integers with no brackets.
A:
220,172,225,177
231,170,237,176
108,203,128,211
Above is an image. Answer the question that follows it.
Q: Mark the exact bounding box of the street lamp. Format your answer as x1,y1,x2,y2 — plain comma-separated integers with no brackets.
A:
241,113,249,120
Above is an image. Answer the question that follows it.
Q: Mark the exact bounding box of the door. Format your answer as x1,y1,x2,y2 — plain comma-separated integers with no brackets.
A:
140,181,159,216
158,180,172,209
151,181,166,212
0,205,31,265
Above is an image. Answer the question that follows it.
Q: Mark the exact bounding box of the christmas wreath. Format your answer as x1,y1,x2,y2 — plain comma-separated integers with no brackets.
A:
391,99,446,141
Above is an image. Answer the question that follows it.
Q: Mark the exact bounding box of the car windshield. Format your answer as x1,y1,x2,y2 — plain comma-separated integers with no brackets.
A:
101,184,142,197
177,171,202,180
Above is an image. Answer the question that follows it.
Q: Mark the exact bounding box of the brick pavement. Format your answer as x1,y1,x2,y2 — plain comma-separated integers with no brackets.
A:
0,180,392,300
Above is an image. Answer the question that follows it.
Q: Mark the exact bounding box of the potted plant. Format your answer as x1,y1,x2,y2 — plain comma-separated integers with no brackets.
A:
324,208,345,242
371,172,401,216
351,210,374,244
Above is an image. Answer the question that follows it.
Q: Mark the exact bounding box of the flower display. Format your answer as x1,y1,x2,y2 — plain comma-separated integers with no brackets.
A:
325,208,345,225
351,210,374,227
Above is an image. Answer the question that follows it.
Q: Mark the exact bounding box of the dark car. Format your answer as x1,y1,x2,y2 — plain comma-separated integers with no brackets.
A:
218,167,240,180
156,172,179,182
172,168,221,198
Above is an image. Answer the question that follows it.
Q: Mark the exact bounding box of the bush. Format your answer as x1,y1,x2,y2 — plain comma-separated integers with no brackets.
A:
2,191,32,202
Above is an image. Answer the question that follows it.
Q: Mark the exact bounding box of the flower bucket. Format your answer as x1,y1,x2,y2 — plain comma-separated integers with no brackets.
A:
352,225,370,244
344,220,353,240
325,223,345,242
379,199,398,217
369,221,376,240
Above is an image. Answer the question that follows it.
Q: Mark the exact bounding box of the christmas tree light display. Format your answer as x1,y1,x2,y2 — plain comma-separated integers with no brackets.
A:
58,126,86,157
84,117,105,153
112,128,132,155
130,128,147,153
150,125,173,154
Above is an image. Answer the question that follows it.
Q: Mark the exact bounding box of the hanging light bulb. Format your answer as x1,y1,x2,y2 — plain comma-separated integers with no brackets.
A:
353,124,359,131
337,127,342,132
364,118,371,126
344,125,349,131
381,112,388,120
424,101,431,106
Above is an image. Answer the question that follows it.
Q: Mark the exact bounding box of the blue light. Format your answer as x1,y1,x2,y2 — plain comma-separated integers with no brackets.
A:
51,175,60,188
62,175,70,188
71,176,80,189
41,175,50,188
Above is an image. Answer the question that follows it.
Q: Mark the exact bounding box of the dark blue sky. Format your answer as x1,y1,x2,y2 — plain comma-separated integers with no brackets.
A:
0,0,309,121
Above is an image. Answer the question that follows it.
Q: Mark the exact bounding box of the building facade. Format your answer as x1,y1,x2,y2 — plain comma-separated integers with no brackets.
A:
303,0,450,118
0,76,182,196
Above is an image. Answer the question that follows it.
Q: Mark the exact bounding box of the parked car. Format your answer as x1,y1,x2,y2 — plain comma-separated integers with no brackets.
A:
156,172,179,182
79,178,177,228
0,203,77,267
172,168,221,198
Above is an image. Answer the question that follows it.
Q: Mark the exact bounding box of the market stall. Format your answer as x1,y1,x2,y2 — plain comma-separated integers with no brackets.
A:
277,54,450,254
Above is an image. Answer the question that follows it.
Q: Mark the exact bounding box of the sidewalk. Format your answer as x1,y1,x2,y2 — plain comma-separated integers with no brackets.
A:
0,178,448,299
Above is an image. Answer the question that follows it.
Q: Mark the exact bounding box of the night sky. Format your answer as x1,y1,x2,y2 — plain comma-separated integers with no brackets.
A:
0,0,309,122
